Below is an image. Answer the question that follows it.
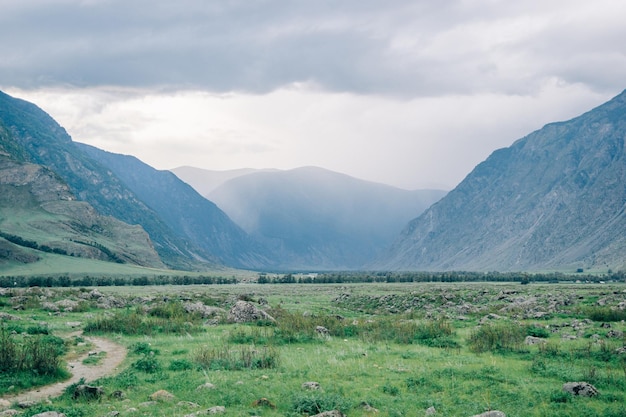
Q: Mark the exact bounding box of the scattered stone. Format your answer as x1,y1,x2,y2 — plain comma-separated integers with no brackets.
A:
183,302,225,318
0,399,10,408
0,312,21,321
0,410,20,416
104,412,120,417
138,401,157,408
31,412,67,417
17,400,36,409
359,402,379,413
73,384,104,400
177,401,200,408
425,406,437,416
208,406,226,414
316,326,330,336
228,301,275,323
258,297,269,305
196,382,216,390
65,321,82,328
524,336,547,345
55,299,79,311
302,381,321,390
310,411,345,417
615,346,626,355
607,330,624,338
149,389,175,401
469,412,506,417
251,398,276,408
110,390,125,400
41,302,60,312
600,322,612,328
562,382,599,397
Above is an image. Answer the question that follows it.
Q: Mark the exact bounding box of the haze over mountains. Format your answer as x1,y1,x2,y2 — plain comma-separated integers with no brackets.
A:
1,88,626,274
173,166,446,270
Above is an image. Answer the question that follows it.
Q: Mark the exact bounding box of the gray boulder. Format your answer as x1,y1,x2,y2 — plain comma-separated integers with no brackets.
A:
562,382,599,397
470,412,506,417
228,301,274,323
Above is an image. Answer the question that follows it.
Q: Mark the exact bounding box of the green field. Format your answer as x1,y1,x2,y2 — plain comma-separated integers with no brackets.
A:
1,282,626,416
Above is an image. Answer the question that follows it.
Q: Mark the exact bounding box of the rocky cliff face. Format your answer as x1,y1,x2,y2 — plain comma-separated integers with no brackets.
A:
376,90,626,272
0,155,164,267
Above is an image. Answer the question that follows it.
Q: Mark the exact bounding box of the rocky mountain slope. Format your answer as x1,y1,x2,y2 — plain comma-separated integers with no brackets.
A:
186,166,446,270
0,151,164,268
375,90,626,272
78,144,272,269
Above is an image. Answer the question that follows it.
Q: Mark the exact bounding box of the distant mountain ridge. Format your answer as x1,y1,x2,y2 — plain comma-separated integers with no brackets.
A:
375,89,626,272
177,166,447,270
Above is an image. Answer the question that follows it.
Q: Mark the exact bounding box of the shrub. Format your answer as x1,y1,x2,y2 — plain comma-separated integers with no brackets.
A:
291,393,351,415
168,359,194,371
467,323,526,353
526,325,550,338
132,355,162,373
193,344,279,371
585,307,626,322
130,342,159,356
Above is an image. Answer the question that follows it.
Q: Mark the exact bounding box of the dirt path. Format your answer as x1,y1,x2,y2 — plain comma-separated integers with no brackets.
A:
2,335,127,405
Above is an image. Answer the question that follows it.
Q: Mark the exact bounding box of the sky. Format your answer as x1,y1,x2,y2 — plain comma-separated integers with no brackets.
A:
1,0,625,190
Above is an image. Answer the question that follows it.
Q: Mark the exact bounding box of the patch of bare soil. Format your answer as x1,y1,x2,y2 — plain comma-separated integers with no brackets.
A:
1,335,127,405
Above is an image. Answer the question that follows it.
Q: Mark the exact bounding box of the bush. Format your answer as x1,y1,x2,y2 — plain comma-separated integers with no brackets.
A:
168,359,194,371
526,325,550,338
467,323,526,353
585,307,626,322
132,355,162,373
292,393,351,415
193,344,279,371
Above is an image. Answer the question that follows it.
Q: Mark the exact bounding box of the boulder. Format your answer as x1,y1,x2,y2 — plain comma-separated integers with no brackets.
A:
425,406,437,415
228,301,274,323
196,382,216,390
562,382,599,397
0,312,21,321
208,406,226,414
524,336,547,345
316,326,330,336
302,381,321,390
149,389,175,401
469,412,506,417
310,411,345,417
183,302,225,318
32,413,67,417
72,384,104,400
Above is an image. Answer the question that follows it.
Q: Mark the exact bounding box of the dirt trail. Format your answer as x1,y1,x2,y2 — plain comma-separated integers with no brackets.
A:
2,335,127,405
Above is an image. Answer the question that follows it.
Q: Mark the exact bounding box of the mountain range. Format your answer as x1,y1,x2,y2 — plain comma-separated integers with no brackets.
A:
375,89,626,273
173,166,446,270
1,88,626,274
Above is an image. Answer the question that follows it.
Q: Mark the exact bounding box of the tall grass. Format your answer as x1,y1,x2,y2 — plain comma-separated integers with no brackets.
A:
467,322,526,353
84,305,203,335
193,344,279,370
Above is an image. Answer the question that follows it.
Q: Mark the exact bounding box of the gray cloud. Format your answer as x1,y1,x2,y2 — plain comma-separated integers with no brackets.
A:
2,0,624,96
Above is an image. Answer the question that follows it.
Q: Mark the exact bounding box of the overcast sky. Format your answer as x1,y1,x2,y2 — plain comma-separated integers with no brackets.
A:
1,0,624,189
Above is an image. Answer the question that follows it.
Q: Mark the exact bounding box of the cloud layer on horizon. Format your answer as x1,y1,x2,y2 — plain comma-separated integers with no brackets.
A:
1,0,624,189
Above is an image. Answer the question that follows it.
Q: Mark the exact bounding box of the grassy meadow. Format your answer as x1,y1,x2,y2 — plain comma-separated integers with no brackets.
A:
1,282,626,416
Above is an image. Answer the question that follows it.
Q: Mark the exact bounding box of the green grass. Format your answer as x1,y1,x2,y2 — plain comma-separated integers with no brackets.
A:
1,282,626,416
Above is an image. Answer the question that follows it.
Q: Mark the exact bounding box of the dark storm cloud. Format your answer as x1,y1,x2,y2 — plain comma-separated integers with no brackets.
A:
1,0,624,95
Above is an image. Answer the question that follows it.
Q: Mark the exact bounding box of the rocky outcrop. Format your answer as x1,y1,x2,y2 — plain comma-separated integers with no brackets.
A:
562,382,599,397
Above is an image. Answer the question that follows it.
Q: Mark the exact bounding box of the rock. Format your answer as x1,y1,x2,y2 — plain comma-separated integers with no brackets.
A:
310,411,345,417
228,301,274,323
110,390,125,399
55,299,79,311
524,336,547,345
149,389,175,401
103,412,120,417
425,406,437,415
359,402,379,413
196,382,216,390
562,382,599,397
31,412,67,417
469,412,506,417
17,400,36,408
41,302,60,312
138,401,157,407
0,399,10,408
177,401,200,408
302,381,321,390
183,302,225,318
251,398,276,408
607,330,624,338
0,312,21,321
73,384,105,400
65,321,82,328
316,326,330,336
0,410,20,416
208,406,226,414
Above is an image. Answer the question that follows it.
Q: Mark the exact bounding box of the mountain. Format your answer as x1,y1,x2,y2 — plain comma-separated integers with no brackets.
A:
0,128,163,268
0,90,268,270
376,90,626,272
77,144,272,269
171,166,278,195
182,166,446,270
